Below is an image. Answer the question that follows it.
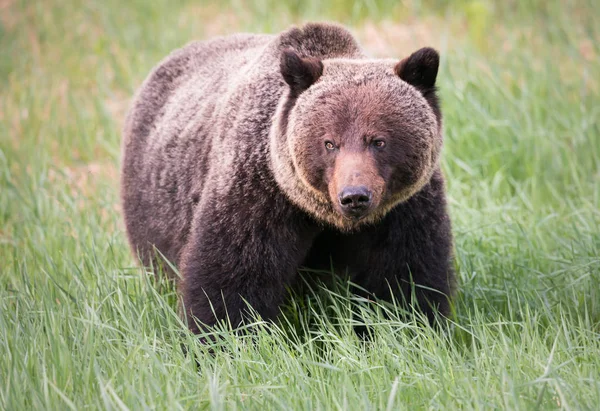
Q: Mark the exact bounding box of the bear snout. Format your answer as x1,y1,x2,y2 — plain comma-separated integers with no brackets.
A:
338,186,372,219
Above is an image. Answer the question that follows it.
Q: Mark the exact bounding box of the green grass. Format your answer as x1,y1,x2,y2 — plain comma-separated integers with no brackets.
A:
1,0,599,409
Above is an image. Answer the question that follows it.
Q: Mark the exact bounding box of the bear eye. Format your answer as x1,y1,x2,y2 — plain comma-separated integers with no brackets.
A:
324,141,335,151
372,139,386,148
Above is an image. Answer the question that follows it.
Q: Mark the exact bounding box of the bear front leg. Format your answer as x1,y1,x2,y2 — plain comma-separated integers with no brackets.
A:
180,195,319,334
332,172,455,322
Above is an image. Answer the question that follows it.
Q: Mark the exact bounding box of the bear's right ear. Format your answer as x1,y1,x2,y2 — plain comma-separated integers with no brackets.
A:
280,49,323,95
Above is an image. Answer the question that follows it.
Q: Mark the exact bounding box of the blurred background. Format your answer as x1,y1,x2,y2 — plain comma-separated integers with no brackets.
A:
1,1,599,408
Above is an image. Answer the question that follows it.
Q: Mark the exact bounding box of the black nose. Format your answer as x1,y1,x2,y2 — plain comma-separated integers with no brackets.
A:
339,186,372,217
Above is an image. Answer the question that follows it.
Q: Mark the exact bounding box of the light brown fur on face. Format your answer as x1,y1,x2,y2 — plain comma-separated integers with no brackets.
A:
270,58,441,232
328,151,385,219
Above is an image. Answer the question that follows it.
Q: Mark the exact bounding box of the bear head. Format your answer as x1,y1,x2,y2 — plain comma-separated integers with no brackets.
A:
270,47,443,232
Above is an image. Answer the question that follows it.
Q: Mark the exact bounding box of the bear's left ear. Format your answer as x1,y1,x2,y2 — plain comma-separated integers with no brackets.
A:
280,49,323,95
394,47,439,92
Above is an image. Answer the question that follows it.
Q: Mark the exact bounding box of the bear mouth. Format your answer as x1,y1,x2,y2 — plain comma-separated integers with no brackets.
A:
341,208,370,221
336,203,373,222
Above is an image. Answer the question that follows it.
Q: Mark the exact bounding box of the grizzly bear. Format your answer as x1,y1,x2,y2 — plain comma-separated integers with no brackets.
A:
121,22,455,334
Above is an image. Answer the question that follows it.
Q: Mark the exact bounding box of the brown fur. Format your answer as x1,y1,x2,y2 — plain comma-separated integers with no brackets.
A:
121,23,454,333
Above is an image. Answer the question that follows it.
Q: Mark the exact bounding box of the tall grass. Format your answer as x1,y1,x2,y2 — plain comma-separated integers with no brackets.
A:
1,0,599,408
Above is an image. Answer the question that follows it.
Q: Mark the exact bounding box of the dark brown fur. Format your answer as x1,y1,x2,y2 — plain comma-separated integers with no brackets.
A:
121,23,455,334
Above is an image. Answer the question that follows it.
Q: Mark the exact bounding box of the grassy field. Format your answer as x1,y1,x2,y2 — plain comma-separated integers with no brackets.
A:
1,0,599,409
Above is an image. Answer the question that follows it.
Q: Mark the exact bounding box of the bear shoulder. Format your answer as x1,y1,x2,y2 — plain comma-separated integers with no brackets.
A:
274,22,365,59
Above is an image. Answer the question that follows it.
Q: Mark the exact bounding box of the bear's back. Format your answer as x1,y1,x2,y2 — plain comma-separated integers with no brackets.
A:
123,33,273,153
